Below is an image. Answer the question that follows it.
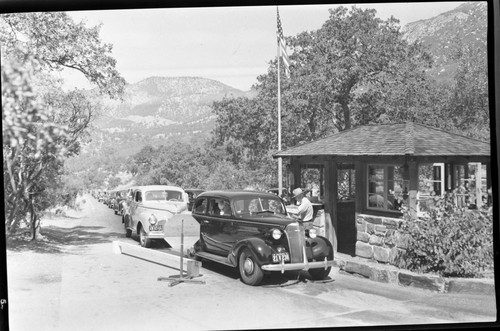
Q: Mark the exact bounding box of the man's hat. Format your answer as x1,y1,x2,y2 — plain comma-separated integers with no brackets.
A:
292,188,304,198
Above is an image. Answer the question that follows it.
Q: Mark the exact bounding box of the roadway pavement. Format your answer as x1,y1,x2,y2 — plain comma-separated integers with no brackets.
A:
5,195,498,330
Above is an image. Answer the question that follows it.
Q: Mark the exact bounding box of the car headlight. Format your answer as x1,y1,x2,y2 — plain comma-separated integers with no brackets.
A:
272,229,282,240
148,214,157,225
307,228,317,238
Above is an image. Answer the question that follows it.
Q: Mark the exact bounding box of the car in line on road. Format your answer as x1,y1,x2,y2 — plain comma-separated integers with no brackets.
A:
122,185,189,248
108,191,119,209
113,190,128,215
120,186,138,219
104,191,114,206
189,190,335,286
98,191,107,203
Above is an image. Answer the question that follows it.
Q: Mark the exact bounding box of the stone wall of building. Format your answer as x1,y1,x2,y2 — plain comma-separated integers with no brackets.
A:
355,213,409,267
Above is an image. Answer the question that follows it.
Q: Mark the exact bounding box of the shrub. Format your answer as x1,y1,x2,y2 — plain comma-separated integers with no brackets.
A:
397,192,493,278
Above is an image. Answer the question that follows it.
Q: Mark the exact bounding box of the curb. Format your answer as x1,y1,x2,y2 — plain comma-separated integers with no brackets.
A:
334,254,495,294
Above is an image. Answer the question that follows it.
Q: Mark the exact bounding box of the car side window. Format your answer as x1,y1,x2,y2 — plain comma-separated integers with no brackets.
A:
135,191,142,202
194,198,207,214
208,198,231,216
208,199,220,216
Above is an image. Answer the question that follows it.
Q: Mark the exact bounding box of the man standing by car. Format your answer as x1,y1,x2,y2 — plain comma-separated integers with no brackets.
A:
292,188,313,229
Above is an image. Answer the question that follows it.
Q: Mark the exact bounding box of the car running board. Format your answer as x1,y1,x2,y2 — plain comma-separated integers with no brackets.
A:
195,252,234,267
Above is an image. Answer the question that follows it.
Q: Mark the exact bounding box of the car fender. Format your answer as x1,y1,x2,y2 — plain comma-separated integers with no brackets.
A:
229,238,273,267
123,213,133,227
136,220,146,235
136,205,173,222
307,236,334,261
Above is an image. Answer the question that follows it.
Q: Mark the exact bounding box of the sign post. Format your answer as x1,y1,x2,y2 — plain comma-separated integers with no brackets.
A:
158,219,205,287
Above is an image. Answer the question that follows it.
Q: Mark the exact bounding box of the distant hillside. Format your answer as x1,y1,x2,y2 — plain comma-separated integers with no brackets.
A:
79,76,254,160
401,2,487,83
97,76,248,129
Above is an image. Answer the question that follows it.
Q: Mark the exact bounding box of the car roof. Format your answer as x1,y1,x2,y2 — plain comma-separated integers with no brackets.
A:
197,190,282,200
135,185,185,192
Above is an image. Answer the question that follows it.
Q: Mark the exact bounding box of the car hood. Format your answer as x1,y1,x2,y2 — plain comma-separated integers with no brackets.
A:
142,200,187,214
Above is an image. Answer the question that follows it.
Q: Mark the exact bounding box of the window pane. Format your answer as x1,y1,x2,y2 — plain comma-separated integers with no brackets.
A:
387,194,397,210
368,164,406,212
454,165,465,188
433,166,441,181
368,194,386,208
392,166,404,181
338,168,356,200
419,163,442,196
369,166,384,180
194,198,207,213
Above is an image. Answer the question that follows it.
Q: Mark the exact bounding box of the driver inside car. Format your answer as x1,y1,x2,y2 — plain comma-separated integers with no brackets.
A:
217,199,231,216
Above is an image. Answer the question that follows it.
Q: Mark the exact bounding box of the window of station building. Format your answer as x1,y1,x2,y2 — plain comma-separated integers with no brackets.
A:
453,163,489,209
300,165,324,203
417,163,444,216
367,164,408,212
338,164,356,200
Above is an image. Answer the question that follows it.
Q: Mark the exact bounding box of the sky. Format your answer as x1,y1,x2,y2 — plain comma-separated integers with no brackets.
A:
60,1,469,92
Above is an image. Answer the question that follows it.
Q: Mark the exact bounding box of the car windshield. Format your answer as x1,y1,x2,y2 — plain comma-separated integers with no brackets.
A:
144,190,183,201
233,196,287,218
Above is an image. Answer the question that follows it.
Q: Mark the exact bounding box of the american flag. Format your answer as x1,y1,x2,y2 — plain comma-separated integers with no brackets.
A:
277,8,290,78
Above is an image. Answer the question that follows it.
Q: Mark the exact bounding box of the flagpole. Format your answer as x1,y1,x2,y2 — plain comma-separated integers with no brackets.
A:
277,8,283,199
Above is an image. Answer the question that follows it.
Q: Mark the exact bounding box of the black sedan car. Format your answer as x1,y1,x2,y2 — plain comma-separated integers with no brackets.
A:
190,190,335,286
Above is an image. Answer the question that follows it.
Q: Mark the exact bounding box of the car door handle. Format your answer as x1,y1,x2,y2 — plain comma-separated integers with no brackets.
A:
202,220,209,224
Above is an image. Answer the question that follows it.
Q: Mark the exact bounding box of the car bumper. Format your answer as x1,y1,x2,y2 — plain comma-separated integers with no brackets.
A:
261,259,334,273
147,232,165,239
261,246,334,273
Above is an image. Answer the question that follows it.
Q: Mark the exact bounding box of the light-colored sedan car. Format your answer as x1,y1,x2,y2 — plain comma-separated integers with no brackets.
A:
122,185,189,247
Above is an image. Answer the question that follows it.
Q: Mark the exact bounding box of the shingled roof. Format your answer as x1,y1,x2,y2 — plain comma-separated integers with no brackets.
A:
274,122,490,158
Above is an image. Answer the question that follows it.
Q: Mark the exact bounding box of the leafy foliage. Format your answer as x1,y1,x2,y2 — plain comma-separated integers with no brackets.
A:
2,54,70,235
1,12,125,97
205,6,441,192
127,140,276,191
397,193,493,277
286,6,434,130
211,7,436,158
2,12,125,238
442,43,489,141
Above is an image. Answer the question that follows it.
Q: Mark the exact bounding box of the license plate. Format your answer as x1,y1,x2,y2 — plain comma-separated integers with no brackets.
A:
149,225,163,232
272,252,290,263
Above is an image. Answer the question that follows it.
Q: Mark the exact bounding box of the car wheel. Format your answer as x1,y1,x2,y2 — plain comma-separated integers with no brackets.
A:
139,226,151,248
125,227,132,238
124,219,132,237
238,248,264,286
308,267,331,280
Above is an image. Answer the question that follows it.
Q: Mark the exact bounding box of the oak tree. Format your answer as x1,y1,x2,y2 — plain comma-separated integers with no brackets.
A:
2,12,125,237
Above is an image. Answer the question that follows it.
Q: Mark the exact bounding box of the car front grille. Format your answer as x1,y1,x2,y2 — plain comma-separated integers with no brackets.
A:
284,223,305,263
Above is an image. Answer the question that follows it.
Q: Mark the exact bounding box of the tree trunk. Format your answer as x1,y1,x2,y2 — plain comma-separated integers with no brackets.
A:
341,100,351,130
30,197,38,241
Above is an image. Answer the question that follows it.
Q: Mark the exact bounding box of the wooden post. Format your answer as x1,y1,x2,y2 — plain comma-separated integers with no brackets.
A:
474,162,482,209
408,161,418,220
354,161,364,214
292,160,301,189
324,160,338,253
